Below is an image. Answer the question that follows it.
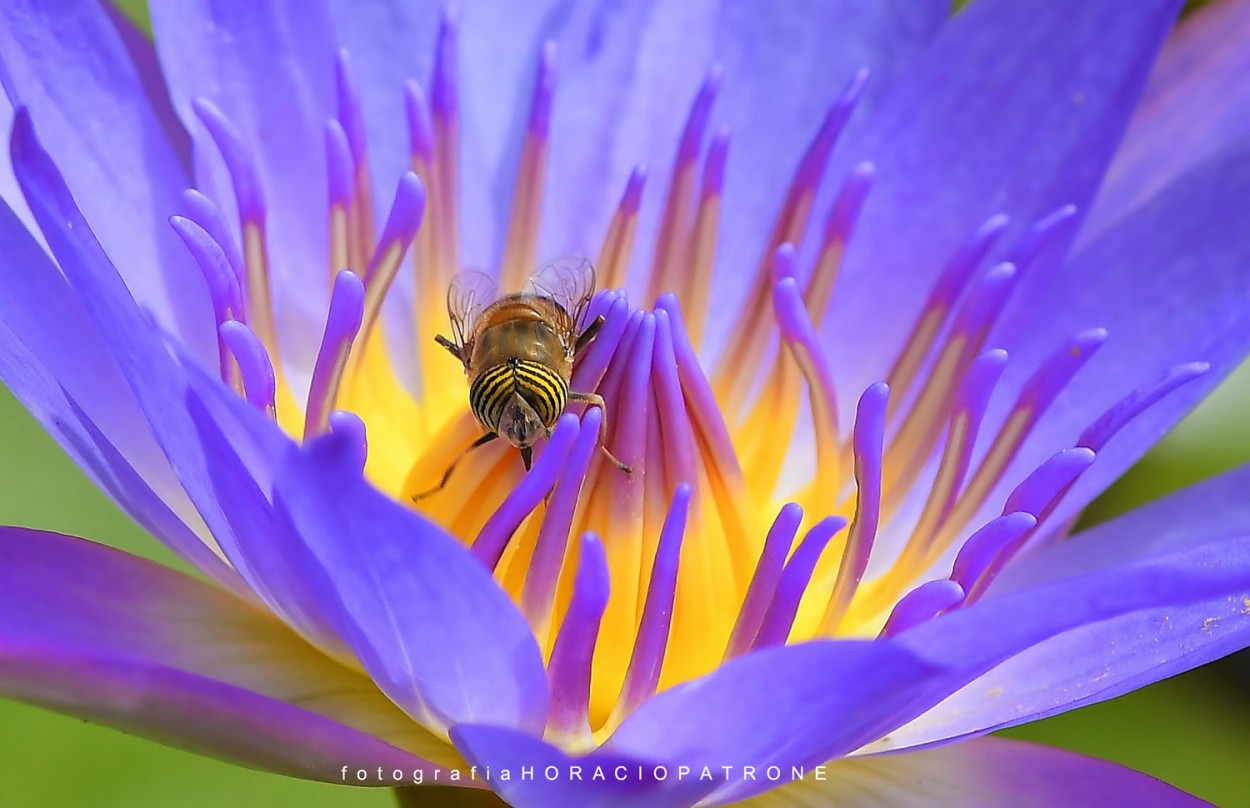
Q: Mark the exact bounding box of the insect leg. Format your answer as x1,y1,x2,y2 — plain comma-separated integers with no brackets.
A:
574,315,605,356
434,334,463,362
520,446,533,471
411,432,498,501
569,391,633,474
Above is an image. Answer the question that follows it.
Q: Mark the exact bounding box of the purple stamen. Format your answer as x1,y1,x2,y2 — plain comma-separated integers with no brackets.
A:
750,516,847,651
546,533,610,741
325,119,355,215
364,172,426,287
334,50,369,164
929,214,1012,311
949,512,1038,593
1017,328,1108,414
328,410,369,475
823,382,889,633
724,503,804,660
403,80,435,163
791,68,869,194
431,3,460,121
655,294,745,480
651,311,699,492
775,273,840,450
472,414,580,572
950,262,1018,343
823,161,875,245
192,98,266,224
701,129,730,197
169,215,245,388
1003,447,1097,518
885,212,1009,419
676,66,723,163
878,579,966,638
304,270,365,440
521,409,603,635
620,165,647,217
911,349,1009,541
961,447,1098,601
614,312,657,488
529,41,557,140
1078,361,1210,452
614,483,692,717
169,215,243,324
1006,204,1079,271
219,320,277,420
571,301,638,401
179,189,247,308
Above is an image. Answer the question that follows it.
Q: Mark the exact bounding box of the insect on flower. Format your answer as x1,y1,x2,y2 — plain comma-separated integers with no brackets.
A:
416,256,632,499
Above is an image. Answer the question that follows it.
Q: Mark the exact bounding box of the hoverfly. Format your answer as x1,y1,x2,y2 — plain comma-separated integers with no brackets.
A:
413,256,632,500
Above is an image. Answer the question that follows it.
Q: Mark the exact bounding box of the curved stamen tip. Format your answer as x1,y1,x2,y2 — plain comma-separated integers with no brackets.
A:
702,129,731,195
325,119,355,210
621,165,648,214
845,66,871,102
529,40,558,136
404,80,435,160
192,97,265,221
219,320,276,418
328,410,369,474
771,243,798,285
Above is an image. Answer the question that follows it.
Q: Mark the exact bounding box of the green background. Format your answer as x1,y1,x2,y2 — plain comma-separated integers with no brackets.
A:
4,0,1250,805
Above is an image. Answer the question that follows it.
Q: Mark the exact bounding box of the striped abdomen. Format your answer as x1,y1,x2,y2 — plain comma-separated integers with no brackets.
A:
470,358,569,433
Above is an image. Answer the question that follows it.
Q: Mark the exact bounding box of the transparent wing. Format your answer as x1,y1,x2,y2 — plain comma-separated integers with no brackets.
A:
446,269,498,349
525,255,596,331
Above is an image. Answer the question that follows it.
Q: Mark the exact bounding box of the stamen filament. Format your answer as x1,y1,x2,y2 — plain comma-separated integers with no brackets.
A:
597,167,647,292
724,503,803,659
646,67,722,305
610,483,691,724
547,533,610,747
500,41,556,292
219,320,277,420
751,516,846,650
821,382,888,634
304,270,365,440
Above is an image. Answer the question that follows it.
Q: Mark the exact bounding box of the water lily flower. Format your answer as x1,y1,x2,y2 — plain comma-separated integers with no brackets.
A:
3,0,1250,805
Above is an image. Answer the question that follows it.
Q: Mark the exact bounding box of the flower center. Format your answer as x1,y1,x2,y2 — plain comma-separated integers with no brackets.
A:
171,6,1209,748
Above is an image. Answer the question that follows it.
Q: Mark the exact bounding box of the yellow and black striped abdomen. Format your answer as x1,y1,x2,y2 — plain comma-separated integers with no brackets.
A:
470,358,569,433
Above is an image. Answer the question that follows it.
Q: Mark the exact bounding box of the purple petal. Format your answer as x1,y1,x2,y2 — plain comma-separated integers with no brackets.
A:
1085,0,1250,235
759,737,1207,807
0,0,214,365
868,532,1250,753
998,461,1250,594
274,426,549,735
545,1,944,301
825,0,1180,415
10,111,317,606
0,196,237,587
0,526,457,774
604,640,942,804
450,724,716,808
149,0,338,366
982,136,1250,541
